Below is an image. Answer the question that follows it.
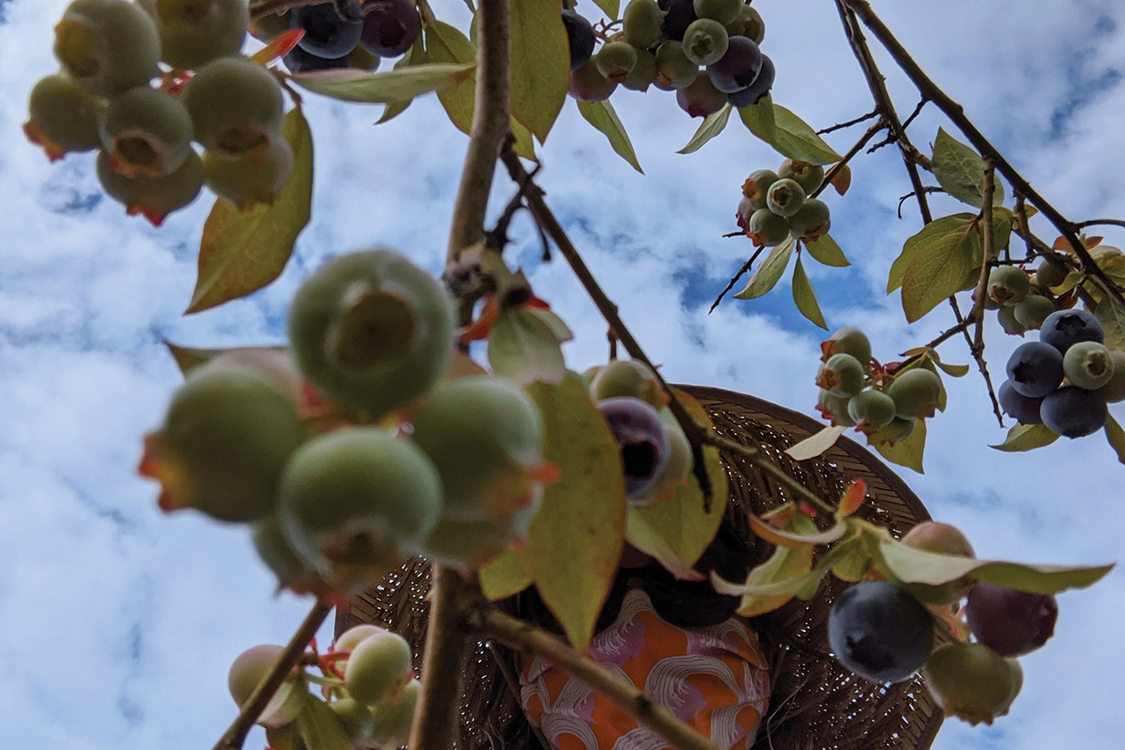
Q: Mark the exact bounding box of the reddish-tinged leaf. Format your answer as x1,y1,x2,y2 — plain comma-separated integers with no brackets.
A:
749,512,847,548
250,29,304,64
830,163,851,195
837,479,866,517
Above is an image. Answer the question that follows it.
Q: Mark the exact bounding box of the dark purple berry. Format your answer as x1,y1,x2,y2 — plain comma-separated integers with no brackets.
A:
561,10,595,70
359,0,421,57
727,54,773,107
596,397,670,499
283,44,350,73
659,0,698,42
1005,341,1064,398
292,1,363,59
706,36,763,93
1039,308,1104,354
827,581,934,684
1040,385,1108,438
998,380,1043,424
966,582,1058,657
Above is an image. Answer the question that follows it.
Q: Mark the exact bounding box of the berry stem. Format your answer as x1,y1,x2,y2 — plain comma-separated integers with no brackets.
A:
211,600,331,750
968,163,1005,426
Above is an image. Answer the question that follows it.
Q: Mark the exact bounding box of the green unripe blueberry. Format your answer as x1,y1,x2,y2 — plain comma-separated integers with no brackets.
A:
101,85,195,178
727,5,765,43
741,169,779,210
996,304,1027,336
138,0,249,70
693,0,743,25
622,0,663,49
24,73,107,160
422,506,538,570
568,57,618,102
334,624,388,655
1012,293,1055,330
53,0,162,97
1063,340,1115,390
682,19,729,66
621,49,658,91
788,198,831,241
887,368,943,419
923,642,1022,726
778,159,825,195
1033,261,1068,291
987,265,1031,306
654,41,700,90
344,630,414,706
181,56,284,159
899,521,976,605
872,416,916,446
816,353,866,398
747,208,789,247
591,360,664,407
228,644,304,728
204,137,294,210
847,389,897,432
250,9,291,41
1096,350,1125,402
251,513,329,596
97,147,204,225
676,72,728,117
821,327,871,371
765,177,806,218
817,388,856,427
370,678,420,745
595,41,638,82
288,248,455,419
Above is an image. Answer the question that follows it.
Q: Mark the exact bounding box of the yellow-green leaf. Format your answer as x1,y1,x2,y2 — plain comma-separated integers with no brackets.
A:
510,116,537,161
479,549,532,600
590,1,620,19
163,342,284,377
990,422,1060,452
296,694,352,750
734,236,795,299
1095,298,1125,350
677,103,732,154
901,219,974,322
785,425,847,461
792,256,827,329
805,233,850,267
487,306,568,386
627,389,727,568
519,375,628,650
289,62,475,103
576,99,643,173
749,512,847,548
188,109,312,313
711,544,813,616
377,38,424,124
510,0,568,143
887,213,974,293
738,98,841,166
874,416,926,473
424,21,476,133
1105,415,1125,464
931,127,1006,207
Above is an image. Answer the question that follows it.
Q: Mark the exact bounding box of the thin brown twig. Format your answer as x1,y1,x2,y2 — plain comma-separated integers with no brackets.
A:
709,245,766,314
212,600,332,750
810,117,887,200
1075,218,1125,231
816,108,880,135
701,433,838,517
841,0,1125,308
969,164,1005,426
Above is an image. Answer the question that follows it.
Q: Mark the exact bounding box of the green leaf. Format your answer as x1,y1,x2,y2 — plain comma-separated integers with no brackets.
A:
590,1,620,19
931,127,1005,207
877,540,1113,595
289,62,475,103
901,217,974,322
831,534,874,582
677,103,732,154
804,233,850,267
887,213,974,293
935,359,970,377
520,375,628,650
163,341,222,375
627,389,727,569
509,0,569,143
424,21,476,133
510,116,538,161
576,99,643,174
749,512,847,548
874,417,926,473
487,307,568,386
733,236,795,299
188,109,312,313
376,38,424,124
990,422,1060,452
738,98,841,166
1104,415,1125,464
296,695,353,750
711,544,813,616
784,425,847,461
479,549,532,600
1095,298,1125,350
791,256,828,329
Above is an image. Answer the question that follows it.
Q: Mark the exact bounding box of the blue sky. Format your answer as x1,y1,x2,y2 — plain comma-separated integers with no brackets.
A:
1,1,1124,748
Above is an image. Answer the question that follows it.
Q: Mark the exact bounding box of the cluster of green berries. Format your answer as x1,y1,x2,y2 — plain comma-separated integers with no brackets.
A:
736,157,831,245
25,0,293,224
814,327,943,444
228,623,419,746
976,262,1062,336
251,0,420,74
564,0,775,117
581,359,692,506
140,248,557,595
830,521,1053,726
1000,308,1123,437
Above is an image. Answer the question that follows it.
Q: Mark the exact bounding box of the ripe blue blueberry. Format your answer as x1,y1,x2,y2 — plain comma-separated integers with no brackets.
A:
828,581,934,684
1040,386,1108,438
1039,308,1104,354
1005,341,1063,398
998,380,1042,424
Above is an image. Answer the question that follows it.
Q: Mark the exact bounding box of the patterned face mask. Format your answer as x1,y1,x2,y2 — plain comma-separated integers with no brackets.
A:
519,586,771,750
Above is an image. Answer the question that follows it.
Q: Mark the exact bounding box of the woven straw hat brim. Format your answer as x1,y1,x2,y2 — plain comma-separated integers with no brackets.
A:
341,384,944,750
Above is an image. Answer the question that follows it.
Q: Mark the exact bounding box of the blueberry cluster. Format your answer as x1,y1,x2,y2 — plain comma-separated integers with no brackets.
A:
736,158,831,245
25,0,292,225
814,327,942,444
976,262,1060,335
1000,308,1123,437
564,0,774,116
252,0,421,73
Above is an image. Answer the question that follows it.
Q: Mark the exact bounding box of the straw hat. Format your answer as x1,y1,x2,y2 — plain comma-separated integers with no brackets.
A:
339,384,944,750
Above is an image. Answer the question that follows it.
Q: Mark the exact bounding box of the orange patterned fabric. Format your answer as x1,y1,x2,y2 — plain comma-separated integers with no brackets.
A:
519,587,770,750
